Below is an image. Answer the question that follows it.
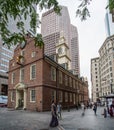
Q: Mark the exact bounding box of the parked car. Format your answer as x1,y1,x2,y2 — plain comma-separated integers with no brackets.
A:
0,95,8,107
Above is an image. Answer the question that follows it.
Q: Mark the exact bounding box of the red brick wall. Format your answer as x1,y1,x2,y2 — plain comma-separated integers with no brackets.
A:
26,86,43,111
8,36,89,111
8,36,44,111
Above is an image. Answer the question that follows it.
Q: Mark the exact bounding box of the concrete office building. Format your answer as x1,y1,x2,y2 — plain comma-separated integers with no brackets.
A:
41,6,71,52
0,45,14,95
91,57,100,102
41,6,80,76
91,35,114,103
105,0,114,36
70,25,80,75
99,35,114,97
0,39,14,95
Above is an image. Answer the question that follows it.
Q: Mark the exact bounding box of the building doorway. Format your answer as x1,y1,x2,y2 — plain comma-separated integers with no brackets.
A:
18,90,24,108
15,83,27,109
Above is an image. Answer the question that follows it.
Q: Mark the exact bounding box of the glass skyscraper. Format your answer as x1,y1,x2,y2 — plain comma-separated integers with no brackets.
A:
105,0,114,36
0,5,37,95
41,6,80,76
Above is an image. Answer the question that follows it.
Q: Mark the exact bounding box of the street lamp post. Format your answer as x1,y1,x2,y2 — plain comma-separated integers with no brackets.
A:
77,89,80,105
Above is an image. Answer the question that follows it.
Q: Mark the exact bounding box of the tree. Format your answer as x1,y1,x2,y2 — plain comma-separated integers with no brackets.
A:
76,0,91,21
0,0,61,48
0,0,114,48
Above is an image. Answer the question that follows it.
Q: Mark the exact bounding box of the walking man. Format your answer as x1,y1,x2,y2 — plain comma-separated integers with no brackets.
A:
93,102,97,115
57,102,62,119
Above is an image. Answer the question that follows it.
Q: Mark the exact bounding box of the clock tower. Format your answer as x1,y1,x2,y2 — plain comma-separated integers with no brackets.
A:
56,31,71,70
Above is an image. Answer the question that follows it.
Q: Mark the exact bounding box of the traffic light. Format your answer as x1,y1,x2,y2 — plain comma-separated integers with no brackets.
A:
16,56,20,63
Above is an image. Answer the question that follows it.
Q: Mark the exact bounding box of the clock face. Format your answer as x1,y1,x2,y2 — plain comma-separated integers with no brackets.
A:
58,47,63,55
20,41,26,49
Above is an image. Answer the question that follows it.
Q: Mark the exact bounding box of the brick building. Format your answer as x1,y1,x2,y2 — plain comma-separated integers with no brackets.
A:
8,35,89,111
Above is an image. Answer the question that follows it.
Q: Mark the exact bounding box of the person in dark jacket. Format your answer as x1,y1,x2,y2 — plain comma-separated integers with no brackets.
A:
50,100,58,127
93,102,97,115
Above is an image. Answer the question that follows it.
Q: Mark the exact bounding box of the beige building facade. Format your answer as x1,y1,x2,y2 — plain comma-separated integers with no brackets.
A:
99,35,114,97
91,57,100,102
91,35,114,103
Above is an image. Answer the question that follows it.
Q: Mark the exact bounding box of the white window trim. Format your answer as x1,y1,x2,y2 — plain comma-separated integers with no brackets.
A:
30,89,36,102
31,51,36,58
11,73,15,84
30,64,36,80
51,67,56,81
20,68,24,82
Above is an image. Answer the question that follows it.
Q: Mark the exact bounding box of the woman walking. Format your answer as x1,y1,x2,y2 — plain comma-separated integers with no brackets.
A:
50,100,58,127
93,102,97,115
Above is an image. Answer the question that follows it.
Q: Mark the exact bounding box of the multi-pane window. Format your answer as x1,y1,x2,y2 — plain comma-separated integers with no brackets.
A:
73,94,76,104
76,81,78,90
65,92,68,102
69,77,72,87
96,88,98,91
51,67,56,81
59,71,62,84
51,90,56,101
20,68,24,82
73,79,75,88
30,89,35,102
70,93,72,102
110,67,112,71
30,64,36,80
12,73,15,84
58,91,63,102
31,51,36,58
20,50,25,63
11,91,15,101
65,75,68,86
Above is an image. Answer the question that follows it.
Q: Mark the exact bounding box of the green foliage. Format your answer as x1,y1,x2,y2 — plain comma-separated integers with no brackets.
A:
0,0,60,48
108,0,114,12
1,0,114,48
76,0,91,21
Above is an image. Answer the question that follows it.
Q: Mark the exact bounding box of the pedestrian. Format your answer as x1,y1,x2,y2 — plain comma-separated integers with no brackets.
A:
93,102,97,115
50,100,58,127
81,102,85,116
109,105,113,117
57,102,62,119
104,108,107,118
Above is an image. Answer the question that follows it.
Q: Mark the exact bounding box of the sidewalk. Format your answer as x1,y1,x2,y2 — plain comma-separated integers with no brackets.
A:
0,107,65,130
58,107,114,130
1,107,111,130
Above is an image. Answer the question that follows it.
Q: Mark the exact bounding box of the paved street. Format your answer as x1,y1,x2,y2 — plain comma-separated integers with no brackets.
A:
0,107,58,130
0,107,114,130
59,107,114,130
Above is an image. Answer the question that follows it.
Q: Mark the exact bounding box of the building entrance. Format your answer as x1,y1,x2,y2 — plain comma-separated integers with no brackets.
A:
15,83,27,109
18,90,24,108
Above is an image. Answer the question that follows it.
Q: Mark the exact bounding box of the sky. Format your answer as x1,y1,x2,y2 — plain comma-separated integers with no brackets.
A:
38,0,107,97
57,0,107,97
